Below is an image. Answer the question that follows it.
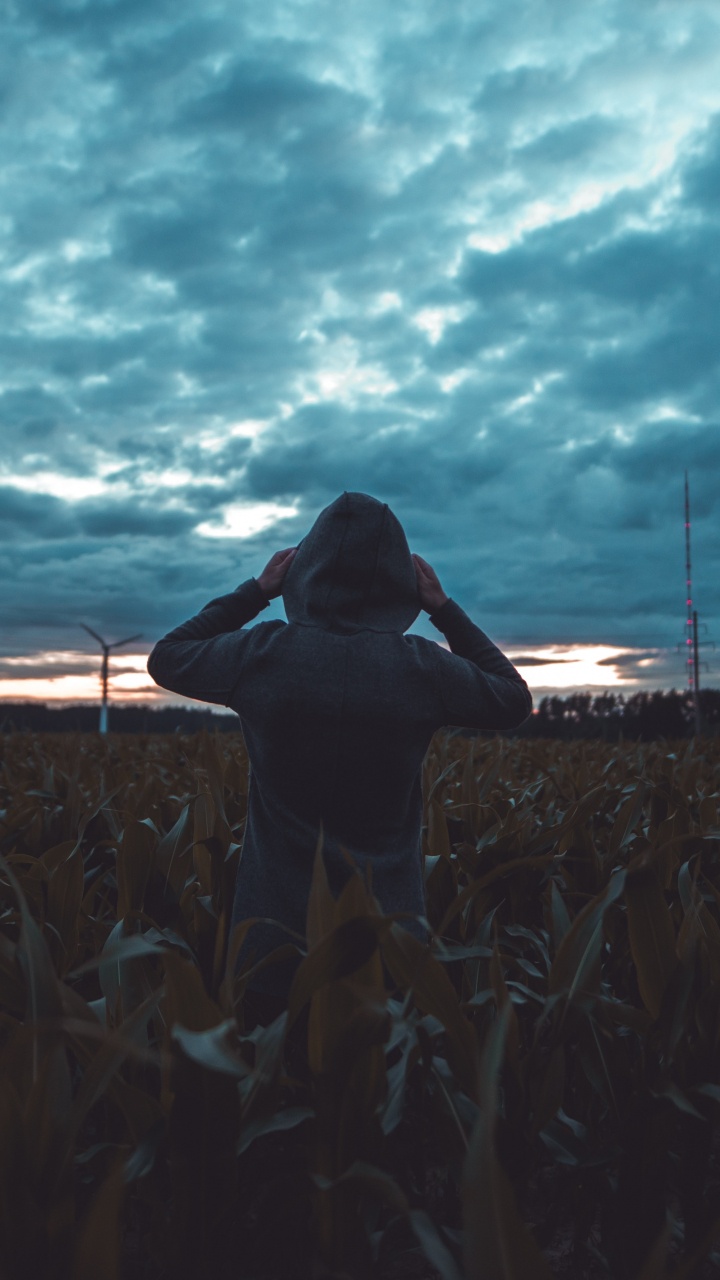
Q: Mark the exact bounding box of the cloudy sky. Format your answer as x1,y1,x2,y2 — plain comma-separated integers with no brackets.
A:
1,0,719,707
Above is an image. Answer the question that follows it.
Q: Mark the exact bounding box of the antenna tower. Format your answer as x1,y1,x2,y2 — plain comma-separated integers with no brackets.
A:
678,472,715,734
684,470,694,690
81,625,142,734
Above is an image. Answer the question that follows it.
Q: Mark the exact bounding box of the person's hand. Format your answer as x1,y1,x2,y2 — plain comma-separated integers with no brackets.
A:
412,553,448,613
256,547,298,600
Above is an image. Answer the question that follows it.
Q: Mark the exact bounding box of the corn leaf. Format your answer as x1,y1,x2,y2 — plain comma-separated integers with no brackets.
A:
462,1004,554,1280
624,861,678,1020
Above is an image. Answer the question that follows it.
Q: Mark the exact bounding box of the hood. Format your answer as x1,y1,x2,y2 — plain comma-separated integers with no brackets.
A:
282,491,421,634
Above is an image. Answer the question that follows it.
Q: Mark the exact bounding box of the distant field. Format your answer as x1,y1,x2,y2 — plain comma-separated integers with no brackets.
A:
0,731,719,1279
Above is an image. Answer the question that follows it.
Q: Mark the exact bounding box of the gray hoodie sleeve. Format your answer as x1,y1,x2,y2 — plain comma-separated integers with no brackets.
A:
428,597,532,730
146,578,276,705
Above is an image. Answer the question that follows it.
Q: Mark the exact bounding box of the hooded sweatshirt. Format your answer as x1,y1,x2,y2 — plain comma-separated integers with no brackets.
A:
147,491,532,996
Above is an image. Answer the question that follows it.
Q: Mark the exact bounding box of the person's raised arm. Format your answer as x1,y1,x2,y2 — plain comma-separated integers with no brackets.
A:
146,547,296,705
413,553,532,731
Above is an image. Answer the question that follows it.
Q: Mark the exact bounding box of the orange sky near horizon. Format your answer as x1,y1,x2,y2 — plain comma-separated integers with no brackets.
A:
0,642,669,705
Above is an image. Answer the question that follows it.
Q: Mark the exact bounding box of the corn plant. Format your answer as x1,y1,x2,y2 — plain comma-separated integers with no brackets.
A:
0,729,719,1279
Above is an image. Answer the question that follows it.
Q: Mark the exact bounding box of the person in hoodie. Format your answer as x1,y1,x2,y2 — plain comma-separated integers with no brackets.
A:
146,491,532,1023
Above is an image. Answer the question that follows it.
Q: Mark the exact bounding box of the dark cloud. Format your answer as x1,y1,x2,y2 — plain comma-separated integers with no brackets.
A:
513,116,625,168
597,650,659,668
180,58,366,139
77,503,200,540
0,0,719,695
681,113,720,210
0,488,78,540
509,655,572,666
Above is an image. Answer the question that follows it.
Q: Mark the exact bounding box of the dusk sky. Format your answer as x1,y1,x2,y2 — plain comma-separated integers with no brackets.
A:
1,0,719,707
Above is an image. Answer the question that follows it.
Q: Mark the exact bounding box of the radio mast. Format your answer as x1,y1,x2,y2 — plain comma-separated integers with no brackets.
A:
684,471,694,691
680,472,714,735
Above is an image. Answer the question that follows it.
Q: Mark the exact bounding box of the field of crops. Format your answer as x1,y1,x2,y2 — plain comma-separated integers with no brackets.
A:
1,729,719,1280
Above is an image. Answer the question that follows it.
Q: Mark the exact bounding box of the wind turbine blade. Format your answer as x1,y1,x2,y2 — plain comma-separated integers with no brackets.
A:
81,623,107,647
109,633,143,649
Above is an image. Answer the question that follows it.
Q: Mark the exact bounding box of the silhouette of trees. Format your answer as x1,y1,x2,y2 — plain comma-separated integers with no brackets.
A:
0,703,237,734
1,689,718,739
517,688,720,740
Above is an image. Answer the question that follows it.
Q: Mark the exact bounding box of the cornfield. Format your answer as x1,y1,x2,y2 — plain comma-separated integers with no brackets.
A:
0,729,719,1280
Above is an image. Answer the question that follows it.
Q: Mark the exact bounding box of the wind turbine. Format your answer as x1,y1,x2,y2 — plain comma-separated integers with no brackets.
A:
81,625,142,734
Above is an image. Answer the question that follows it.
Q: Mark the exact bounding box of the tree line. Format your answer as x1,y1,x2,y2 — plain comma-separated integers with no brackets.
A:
516,687,720,740
0,688,718,739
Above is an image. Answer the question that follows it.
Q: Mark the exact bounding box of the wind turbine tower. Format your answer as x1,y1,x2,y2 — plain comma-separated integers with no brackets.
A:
81,625,142,734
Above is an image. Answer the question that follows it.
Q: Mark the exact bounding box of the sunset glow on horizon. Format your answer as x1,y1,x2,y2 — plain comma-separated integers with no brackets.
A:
0,654,154,705
512,645,640,691
0,642,677,706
